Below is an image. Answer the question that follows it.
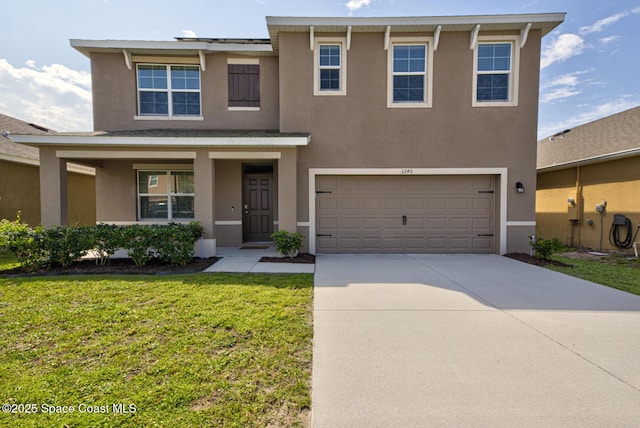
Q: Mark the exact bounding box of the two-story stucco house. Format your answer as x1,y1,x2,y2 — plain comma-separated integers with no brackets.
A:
13,13,564,257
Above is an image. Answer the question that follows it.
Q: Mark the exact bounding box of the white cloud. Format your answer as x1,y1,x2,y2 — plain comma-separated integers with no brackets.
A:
540,34,586,68
599,35,621,45
182,30,197,38
0,58,92,132
633,7,640,14
540,70,591,103
345,0,373,11
538,99,639,138
579,12,628,35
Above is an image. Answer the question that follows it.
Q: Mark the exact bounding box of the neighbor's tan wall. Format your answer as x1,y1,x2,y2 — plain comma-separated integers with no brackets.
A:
536,168,577,244
91,52,279,131
279,30,543,252
0,161,95,226
537,157,640,252
0,161,40,225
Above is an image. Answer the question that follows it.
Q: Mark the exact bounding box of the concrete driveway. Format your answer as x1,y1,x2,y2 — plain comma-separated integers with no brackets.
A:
312,254,640,427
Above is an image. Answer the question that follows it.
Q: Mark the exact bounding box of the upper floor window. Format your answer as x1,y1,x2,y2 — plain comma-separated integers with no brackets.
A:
137,170,194,220
473,37,519,107
314,38,347,96
387,37,433,108
228,59,260,110
137,65,201,117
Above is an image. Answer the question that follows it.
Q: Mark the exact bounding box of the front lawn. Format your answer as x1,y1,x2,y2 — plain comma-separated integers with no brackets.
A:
547,253,640,296
0,273,313,427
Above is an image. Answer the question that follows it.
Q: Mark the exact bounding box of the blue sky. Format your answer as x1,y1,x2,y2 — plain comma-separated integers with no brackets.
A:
1,0,638,138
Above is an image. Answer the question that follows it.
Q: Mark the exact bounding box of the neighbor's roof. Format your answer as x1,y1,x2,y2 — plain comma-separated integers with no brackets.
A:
0,113,55,165
1,113,95,175
537,106,640,171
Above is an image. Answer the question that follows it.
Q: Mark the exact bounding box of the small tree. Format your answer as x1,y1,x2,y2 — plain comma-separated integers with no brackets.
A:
529,235,562,260
271,230,304,258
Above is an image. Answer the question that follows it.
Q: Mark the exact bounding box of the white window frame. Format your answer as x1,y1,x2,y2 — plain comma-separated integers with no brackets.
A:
314,38,347,96
387,37,434,108
137,170,195,221
472,36,520,107
136,64,202,118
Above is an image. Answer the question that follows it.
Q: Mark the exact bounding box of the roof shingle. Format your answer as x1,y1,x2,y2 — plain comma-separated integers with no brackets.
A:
537,106,640,170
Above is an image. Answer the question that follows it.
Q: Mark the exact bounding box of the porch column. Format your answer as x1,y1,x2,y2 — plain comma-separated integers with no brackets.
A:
39,147,68,226
194,150,216,257
277,148,297,233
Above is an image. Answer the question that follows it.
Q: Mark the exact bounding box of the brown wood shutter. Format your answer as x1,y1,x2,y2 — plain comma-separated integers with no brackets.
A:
228,64,260,107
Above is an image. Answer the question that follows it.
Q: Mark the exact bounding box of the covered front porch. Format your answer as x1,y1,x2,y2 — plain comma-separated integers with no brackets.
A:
13,130,310,258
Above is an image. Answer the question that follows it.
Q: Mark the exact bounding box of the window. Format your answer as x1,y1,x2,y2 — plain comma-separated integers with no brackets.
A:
314,38,347,96
137,170,195,220
387,37,433,108
228,59,260,110
137,65,201,117
473,37,519,106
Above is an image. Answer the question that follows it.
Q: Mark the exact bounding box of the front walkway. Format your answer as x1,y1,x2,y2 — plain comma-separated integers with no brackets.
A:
203,245,315,273
313,254,640,427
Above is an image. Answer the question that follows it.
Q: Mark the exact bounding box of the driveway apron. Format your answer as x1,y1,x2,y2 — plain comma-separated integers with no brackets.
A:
312,254,640,427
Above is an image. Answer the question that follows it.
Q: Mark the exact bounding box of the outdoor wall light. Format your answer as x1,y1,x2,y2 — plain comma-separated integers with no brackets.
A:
515,182,525,194
567,198,576,205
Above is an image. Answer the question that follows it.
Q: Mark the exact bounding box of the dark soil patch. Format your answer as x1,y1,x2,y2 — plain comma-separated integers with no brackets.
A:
1,257,219,277
504,252,571,268
259,253,315,264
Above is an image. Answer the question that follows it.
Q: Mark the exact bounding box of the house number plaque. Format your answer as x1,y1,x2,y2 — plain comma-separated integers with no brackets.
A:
401,169,414,174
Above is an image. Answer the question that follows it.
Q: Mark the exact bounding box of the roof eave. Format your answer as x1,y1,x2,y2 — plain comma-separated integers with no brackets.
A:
537,147,640,172
10,134,311,148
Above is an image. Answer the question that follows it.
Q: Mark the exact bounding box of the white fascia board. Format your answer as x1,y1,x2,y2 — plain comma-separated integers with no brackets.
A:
11,134,310,147
71,39,272,56
537,147,640,172
267,13,565,28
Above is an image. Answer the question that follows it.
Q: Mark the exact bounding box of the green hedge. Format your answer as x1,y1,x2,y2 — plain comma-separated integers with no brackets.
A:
0,216,203,271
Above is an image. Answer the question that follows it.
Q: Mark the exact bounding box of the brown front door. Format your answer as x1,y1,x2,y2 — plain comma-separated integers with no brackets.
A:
242,169,274,242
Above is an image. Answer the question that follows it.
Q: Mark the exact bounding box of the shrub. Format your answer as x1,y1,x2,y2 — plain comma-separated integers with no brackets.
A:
152,222,203,266
44,225,93,268
91,223,123,266
271,230,304,258
0,221,204,270
120,224,155,267
0,215,48,272
529,235,562,260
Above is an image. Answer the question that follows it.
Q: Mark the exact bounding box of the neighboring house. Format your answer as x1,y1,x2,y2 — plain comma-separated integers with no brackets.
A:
13,13,564,256
0,113,96,226
537,106,640,252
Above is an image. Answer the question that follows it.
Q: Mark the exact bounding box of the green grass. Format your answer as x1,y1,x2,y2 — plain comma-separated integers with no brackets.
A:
0,273,313,427
547,254,640,296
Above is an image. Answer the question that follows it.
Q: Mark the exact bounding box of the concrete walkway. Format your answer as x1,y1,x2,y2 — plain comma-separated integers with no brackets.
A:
203,246,315,273
313,254,640,427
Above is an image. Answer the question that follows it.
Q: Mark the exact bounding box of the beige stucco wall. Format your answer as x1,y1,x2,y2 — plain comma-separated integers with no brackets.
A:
279,30,543,253
536,156,640,252
90,53,279,131
0,160,95,226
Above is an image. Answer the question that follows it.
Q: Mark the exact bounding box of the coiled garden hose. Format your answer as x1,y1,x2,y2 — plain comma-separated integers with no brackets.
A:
609,215,639,249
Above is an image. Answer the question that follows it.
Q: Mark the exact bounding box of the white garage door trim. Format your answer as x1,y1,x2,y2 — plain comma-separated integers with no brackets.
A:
309,168,509,255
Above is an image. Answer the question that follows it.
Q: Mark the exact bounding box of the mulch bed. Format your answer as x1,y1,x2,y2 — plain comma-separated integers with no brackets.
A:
259,253,316,264
1,257,219,277
504,252,571,267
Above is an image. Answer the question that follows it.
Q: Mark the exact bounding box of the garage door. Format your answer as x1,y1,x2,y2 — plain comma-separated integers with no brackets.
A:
316,175,495,254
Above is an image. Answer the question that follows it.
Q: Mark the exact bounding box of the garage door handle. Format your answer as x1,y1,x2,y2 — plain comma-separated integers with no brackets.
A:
477,234,494,237
317,234,333,237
